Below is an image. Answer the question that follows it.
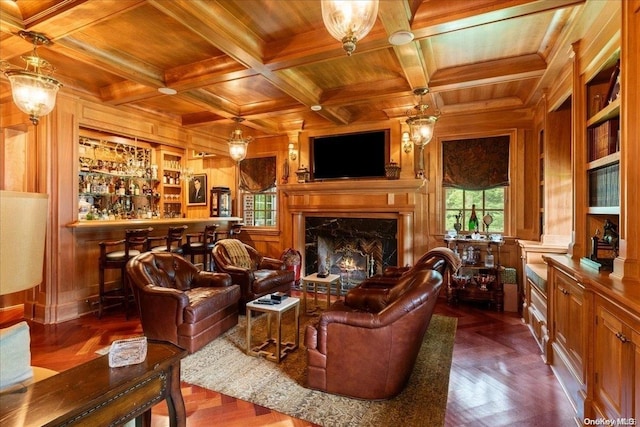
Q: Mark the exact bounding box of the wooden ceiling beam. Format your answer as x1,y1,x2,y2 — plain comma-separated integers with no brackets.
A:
378,1,430,90
54,36,166,88
429,54,547,92
149,0,352,125
411,0,586,39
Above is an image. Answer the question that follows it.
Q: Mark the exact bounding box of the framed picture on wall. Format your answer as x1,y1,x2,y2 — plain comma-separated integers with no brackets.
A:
187,173,207,206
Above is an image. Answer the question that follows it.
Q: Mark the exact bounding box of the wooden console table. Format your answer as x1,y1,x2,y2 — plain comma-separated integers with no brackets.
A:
0,341,187,427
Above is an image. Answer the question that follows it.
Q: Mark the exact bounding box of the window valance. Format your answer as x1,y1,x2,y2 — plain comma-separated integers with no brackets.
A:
239,156,276,193
442,136,510,190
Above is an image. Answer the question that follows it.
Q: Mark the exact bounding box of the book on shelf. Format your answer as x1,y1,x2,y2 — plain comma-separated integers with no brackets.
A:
588,118,619,162
588,163,619,207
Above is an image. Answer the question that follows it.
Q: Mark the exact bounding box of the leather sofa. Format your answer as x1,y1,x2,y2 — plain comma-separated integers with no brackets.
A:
305,267,444,400
211,239,294,308
345,247,460,312
126,251,241,353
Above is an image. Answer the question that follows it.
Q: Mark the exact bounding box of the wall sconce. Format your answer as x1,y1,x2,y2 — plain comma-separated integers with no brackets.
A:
402,131,412,153
288,143,297,161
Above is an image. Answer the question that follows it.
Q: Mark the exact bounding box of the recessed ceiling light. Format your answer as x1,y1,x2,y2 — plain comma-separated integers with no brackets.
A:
311,105,322,111
158,87,177,95
389,30,415,46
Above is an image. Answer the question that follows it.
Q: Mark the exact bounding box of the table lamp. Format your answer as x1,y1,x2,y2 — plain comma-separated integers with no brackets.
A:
0,190,49,297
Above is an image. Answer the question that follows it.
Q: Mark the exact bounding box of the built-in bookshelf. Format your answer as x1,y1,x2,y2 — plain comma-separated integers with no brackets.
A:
582,51,620,269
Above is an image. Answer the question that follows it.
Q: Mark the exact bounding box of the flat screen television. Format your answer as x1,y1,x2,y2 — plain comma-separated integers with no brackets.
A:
310,129,390,181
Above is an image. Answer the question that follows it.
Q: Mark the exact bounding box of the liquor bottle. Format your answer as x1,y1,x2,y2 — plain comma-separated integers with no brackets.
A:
468,204,479,232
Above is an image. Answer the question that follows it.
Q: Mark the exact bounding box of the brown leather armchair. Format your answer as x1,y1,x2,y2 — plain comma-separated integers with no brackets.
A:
305,268,443,400
126,251,241,353
211,239,294,308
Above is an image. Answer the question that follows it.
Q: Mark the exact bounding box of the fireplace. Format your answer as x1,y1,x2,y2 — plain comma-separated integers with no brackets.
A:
305,217,398,289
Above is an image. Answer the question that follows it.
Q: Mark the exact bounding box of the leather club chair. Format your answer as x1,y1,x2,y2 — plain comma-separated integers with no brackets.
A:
126,251,241,354
305,267,444,400
211,239,295,309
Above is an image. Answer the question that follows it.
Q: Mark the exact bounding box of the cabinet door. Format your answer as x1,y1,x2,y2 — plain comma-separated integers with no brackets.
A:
554,270,585,375
594,304,626,419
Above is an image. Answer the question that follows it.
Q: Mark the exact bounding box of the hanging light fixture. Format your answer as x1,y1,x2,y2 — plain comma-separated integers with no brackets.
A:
2,31,62,125
228,117,253,162
405,88,439,147
321,0,379,56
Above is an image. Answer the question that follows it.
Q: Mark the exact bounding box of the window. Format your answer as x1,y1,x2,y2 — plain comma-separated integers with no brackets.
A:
442,135,510,234
242,185,277,227
444,187,505,232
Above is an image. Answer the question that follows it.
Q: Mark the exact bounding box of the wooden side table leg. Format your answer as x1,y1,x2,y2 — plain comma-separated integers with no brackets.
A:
166,361,186,427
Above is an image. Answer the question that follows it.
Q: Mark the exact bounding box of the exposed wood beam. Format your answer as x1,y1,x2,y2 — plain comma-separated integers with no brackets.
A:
54,36,166,88
378,1,430,90
411,0,586,39
149,0,351,125
429,54,547,92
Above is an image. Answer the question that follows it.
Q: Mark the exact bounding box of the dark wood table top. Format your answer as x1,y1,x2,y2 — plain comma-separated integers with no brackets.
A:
0,341,187,427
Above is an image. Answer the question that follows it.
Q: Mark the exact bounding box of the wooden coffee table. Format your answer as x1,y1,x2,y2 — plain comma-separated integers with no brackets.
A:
246,295,300,363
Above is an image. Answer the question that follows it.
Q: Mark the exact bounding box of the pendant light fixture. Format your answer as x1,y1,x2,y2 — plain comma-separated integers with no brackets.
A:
406,88,439,147
2,31,62,125
321,0,379,56
228,117,253,162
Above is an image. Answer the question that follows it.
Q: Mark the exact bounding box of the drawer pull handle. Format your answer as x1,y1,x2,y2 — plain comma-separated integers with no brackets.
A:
560,288,569,295
616,332,629,343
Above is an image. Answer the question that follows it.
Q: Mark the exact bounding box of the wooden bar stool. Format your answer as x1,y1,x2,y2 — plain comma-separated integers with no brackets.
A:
182,224,219,271
149,225,188,254
97,227,152,318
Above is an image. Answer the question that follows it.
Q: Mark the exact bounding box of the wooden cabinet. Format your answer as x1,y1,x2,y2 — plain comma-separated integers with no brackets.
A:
159,149,184,217
544,255,640,422
593,296,640,421
548,263,588,419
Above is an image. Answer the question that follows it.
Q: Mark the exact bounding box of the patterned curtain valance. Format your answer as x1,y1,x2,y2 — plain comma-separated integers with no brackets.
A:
240,156,276,193
442,136,510,190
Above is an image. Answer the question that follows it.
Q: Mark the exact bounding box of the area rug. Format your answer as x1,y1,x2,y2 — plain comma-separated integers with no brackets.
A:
181,311,457,427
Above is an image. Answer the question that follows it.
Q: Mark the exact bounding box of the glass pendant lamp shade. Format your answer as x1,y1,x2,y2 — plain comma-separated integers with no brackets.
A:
228,118,253,162
407,114,437,146
321,0,379,56
406,88,439,146
5,71,61,125
2,31,62,125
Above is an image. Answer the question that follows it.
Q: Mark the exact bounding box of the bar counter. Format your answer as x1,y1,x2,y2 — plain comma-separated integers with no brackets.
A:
66,216,243,229
56,216,242,321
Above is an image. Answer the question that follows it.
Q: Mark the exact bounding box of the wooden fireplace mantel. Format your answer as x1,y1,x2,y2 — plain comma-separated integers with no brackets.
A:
280,178,430,271
280,178,428,215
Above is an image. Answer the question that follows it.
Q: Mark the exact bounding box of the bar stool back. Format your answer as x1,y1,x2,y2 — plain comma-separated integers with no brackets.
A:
182,224,219,271
149,225,188,254
98,227,152,318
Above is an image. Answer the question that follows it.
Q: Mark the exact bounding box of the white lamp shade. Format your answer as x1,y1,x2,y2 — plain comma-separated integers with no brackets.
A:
321,0,378,42
5,71,60,121
228,140,248,162
408,116,437,146
0,191,49,295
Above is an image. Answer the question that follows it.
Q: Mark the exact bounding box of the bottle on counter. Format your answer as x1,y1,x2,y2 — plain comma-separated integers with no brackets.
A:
468,204,479,232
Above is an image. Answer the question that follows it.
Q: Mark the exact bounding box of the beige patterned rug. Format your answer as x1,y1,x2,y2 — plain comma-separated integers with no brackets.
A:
181,311,457,427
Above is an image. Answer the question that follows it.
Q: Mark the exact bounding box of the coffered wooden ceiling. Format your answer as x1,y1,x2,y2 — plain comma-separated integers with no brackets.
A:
0,0,587,139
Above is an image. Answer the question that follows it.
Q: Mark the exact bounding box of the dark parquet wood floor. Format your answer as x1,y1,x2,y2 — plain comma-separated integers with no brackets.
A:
1,295,577,427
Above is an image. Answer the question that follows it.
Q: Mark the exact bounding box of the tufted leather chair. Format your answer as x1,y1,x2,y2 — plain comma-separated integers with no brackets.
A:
126,251,240,353
211,239,294,309
305,268,444,400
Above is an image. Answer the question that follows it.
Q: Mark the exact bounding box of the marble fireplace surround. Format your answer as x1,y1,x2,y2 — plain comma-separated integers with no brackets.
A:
280,178,428,277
